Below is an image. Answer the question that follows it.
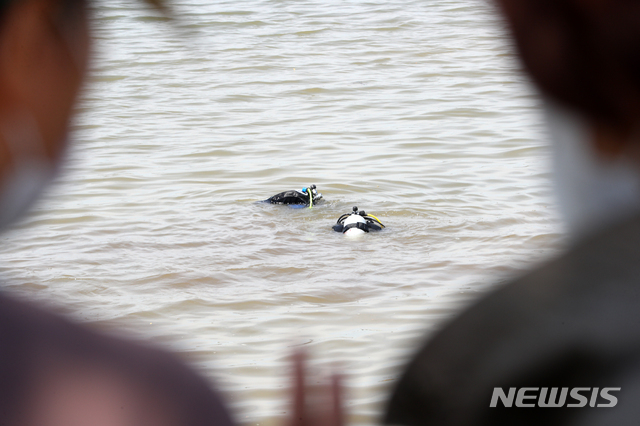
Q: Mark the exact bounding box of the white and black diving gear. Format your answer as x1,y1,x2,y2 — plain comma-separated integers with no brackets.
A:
333,206,385,235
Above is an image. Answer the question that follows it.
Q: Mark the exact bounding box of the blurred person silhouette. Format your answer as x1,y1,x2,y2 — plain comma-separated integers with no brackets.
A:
0,0,345,424
383,1,640,425
0,0,238,424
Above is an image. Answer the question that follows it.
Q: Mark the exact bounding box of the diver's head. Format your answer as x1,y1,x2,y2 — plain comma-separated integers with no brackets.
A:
302,184,322,203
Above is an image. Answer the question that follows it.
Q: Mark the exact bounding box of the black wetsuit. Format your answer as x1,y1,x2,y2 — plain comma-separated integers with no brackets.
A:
265,190,313,205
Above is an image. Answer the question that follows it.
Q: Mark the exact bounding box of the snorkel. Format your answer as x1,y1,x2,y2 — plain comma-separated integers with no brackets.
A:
364,212,384,227
302,184,319,208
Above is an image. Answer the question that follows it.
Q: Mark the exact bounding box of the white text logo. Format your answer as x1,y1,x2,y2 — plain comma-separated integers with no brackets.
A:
490,387,620,408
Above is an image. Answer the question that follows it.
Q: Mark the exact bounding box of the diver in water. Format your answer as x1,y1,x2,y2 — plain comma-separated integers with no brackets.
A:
265,184,323,207
333,206,385,235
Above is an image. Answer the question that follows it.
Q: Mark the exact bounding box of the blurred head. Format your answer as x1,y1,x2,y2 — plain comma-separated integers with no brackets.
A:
496,0,640,151
0,0,91,227
495,0,640,237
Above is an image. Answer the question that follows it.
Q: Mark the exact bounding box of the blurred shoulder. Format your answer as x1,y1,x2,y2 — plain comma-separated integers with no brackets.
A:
0,292,235,426
385,213,640,425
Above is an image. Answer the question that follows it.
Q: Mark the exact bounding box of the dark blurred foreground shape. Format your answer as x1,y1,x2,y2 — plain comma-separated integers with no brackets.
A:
0,294,234,425
385,215,640,425
0,0,235,423
385,1,640,425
